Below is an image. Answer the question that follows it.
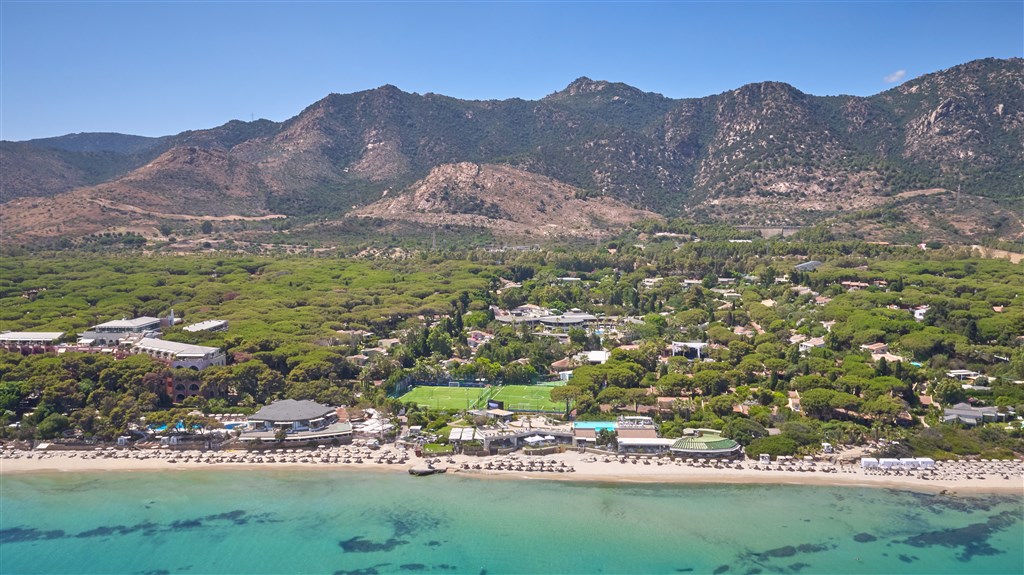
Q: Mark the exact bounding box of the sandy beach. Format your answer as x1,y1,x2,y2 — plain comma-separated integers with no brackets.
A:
3,447,1021,495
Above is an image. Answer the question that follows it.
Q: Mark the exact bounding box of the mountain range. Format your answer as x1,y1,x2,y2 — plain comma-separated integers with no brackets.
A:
2,57,1022,244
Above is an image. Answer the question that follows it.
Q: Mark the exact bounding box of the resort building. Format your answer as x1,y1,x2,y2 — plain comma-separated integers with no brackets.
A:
182,319,229,333
0,332,64,354
78,316,161,345
242,399,353,443
132,337,226,370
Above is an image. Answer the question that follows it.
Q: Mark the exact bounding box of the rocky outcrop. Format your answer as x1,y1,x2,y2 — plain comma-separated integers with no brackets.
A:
354,162,658,238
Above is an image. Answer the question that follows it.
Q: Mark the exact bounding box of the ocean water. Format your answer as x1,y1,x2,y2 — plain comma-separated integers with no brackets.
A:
1,469,1021,575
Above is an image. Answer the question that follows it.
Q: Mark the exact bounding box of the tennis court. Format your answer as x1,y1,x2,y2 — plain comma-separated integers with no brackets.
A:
398,386,487,410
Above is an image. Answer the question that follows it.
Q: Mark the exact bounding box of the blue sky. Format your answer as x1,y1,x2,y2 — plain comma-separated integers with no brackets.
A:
2,1,1021,141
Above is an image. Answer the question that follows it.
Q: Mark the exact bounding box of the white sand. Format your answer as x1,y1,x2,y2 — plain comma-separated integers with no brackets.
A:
3,449,1021,495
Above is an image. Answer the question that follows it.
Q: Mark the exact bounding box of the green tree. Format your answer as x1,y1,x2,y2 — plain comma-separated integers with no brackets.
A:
37,413,71,439
693,371,728,396
597,386,628,408
746,436,798,458
625,387,656,413
550,385,584,415
706,395,736,417
932,380,966,406
722,418,768,446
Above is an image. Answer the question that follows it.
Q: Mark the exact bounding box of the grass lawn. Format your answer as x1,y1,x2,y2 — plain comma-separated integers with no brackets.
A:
491,384,566,413
398,386,488,410
422,443,455,455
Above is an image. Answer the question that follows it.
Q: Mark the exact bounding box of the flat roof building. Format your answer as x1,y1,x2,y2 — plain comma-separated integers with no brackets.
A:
0,332,64,344
0,332,64,354
182,319,229,333
942,403,1009,426
79,316,161,346
93,317,161,333
132,337,226,370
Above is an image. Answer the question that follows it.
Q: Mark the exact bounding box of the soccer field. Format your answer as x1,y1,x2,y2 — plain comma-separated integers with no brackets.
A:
398,386,487,410
491,384,565,413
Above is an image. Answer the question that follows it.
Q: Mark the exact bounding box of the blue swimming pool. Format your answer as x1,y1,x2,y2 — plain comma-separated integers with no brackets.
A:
573,421,617,431
147,422,200,432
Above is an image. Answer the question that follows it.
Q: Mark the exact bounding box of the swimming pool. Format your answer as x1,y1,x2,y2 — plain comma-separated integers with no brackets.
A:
147,422,200,432
573,421,617,431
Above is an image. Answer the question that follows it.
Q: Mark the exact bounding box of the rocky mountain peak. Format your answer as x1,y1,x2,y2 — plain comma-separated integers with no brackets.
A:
564,76,609,95
545,77,659,102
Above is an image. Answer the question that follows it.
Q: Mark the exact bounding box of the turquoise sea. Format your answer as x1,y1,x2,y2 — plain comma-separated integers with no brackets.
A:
1,469,1021,575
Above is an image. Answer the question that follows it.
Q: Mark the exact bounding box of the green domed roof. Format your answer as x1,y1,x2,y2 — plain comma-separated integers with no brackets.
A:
671,433,739,452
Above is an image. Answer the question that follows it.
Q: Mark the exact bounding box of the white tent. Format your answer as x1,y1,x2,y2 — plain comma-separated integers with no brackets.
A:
899,458,919,469
860,457,879,468
878,458,900,469
915,457,935,469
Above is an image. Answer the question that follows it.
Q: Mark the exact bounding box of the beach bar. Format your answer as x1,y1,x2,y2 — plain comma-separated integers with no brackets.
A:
242,399,353,444
669,430,741,458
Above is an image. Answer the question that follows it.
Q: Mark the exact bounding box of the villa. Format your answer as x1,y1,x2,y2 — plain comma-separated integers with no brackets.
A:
799,337,826,353
860,342,889,354
942,403,1009,426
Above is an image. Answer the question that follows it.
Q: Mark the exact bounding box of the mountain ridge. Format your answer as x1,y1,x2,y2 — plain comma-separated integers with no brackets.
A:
2,57,1021,244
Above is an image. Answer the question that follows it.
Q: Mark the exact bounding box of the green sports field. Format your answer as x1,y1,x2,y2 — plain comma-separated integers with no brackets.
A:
398,386,487,410
490,384,565,413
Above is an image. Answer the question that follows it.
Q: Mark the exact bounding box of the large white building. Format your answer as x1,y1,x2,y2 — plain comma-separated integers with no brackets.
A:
132,337,226,370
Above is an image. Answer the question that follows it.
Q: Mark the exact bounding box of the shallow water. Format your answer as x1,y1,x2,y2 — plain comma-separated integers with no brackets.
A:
1,469,1021,574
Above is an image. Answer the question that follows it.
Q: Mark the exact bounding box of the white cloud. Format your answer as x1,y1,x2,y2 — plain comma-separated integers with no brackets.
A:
883,69,907,83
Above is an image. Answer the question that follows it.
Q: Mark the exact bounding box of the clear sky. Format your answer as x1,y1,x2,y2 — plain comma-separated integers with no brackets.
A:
2,1,1021,141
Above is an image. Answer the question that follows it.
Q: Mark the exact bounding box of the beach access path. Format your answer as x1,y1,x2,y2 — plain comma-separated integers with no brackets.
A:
2,447,1021,496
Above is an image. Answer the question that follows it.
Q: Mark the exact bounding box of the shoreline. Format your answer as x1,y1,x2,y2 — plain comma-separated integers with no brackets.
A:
3,450,1021,496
